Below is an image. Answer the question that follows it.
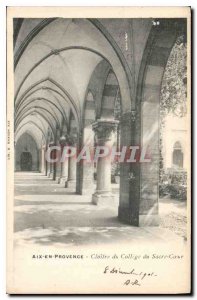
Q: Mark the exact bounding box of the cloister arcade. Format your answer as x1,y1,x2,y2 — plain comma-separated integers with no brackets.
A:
14,18,186,227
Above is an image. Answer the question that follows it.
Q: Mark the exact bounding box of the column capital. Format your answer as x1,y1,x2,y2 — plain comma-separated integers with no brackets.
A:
48,141,55,147
67,133,78,146
59,133,78,146
59,134,68,146
92,119,119,141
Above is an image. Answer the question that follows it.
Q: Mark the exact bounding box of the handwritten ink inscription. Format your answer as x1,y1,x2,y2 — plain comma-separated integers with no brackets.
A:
104,266,157,287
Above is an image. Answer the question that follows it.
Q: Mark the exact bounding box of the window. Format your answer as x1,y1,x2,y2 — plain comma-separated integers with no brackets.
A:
172,141,183,168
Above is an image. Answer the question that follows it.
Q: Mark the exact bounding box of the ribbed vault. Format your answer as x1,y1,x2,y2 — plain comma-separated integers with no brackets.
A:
14,18,132,148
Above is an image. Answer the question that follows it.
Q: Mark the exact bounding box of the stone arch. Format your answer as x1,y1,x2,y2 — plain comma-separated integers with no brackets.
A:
14,18,133,187
118,19,187,226
174,141,183,149
15,120,47,145
15,106,59,135
100,70,119,120
14,18,133,100
78,58,122,196
15,78,79,133
14,19,132,115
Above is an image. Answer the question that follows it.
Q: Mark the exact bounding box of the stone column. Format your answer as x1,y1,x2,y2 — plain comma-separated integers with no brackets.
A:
41,145,46,174
58,137,68,184
47,162,52,177
47,143,53,177
92,119,118,205
65,157,76,188
118,108,159,227
45,153,48,176
139,87,160,226
50,146,57,181
59,156,68,184
65,135,77,189
55,143,62,182
118,111,140,225
47,142,56,180
76,127,95,195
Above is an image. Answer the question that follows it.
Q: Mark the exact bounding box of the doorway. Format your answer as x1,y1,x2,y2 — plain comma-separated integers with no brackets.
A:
20,152,32,171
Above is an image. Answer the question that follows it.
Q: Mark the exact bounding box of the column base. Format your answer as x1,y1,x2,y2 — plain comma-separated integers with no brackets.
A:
65,179,76,188
118,206,159,227
92,191,114,205
58,177,68,184
79,188,95,195
56,173,61,181
77,180,95,195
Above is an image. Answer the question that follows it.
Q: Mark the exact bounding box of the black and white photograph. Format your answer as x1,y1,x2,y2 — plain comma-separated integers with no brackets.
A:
6,6,191,294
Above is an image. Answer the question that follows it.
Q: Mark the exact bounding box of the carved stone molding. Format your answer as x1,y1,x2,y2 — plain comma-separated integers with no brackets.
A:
92,119,119,141
59,134,68,146
67,133,78,145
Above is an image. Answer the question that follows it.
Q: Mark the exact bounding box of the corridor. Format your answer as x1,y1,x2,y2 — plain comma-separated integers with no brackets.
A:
13,17,187,238
14,172,184,248
8,13,190,295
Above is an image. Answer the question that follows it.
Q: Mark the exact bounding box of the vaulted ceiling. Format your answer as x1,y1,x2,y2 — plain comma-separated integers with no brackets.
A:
14,18,131,148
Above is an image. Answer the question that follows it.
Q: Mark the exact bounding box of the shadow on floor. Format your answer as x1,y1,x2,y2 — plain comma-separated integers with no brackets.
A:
15,200,92,206
14,172,186,247
14,225,163,247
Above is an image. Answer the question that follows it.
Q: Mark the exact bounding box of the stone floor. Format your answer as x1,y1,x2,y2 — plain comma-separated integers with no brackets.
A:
14,172,186,248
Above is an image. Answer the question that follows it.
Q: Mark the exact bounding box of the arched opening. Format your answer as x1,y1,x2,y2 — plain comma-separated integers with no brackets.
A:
172,142,183,168
160,33,187,174
15,132,39,171
158,30,187,213
13,17,188,250
77,63,122,208
122,19,188,226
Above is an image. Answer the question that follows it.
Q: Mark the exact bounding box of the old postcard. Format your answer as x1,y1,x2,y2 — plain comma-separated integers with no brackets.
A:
7,6,191,294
